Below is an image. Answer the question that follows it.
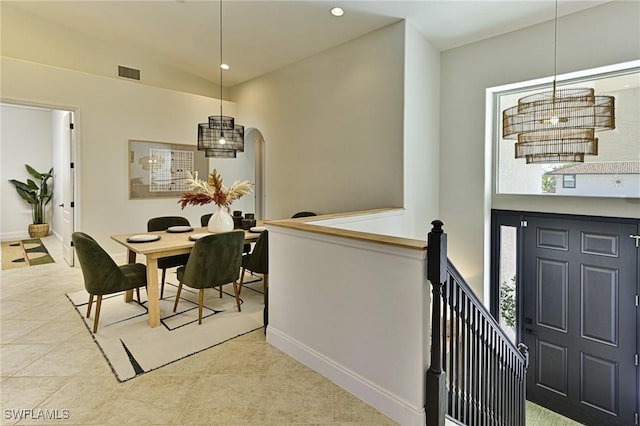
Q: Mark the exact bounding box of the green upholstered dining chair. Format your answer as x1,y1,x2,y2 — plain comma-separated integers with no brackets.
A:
147,216,191,299
201,213,251,254
239,230,268,304
72,232,147,333
172,231,245,324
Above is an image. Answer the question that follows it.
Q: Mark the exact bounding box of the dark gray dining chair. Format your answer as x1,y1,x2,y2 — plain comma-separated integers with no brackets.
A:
238,230,269,331
200,214,212,227
291,211,317,218
147,216,191,298
239,230,268,304
72,232,147,333
172,231,245,324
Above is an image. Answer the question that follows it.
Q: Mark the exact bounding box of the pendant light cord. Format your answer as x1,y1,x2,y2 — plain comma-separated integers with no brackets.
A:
553,0,558,83
552,0,558,111
219,0,223,120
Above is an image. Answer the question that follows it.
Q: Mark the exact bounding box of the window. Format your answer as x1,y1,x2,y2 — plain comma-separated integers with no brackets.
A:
562,174,576,189
490,61,640,199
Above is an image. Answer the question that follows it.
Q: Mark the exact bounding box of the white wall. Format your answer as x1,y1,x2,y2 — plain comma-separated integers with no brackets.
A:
1,57,252,254
267,221,429,425
440,1,640,297
234,22,405,220
1,3,218,99
1,11,435,258
313,209,409,237
0,104,54,240
403,22,441,238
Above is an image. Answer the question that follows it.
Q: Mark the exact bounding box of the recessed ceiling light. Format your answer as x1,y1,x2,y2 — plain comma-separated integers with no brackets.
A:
330,7,344,17
220,63,230,70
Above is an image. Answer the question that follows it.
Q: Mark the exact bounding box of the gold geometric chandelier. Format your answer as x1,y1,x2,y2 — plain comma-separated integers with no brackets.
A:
502,1,615,164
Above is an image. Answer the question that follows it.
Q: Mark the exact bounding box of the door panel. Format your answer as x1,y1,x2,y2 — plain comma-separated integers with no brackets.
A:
537,227,569,251
582,232,619,257
536,339,568,395
581,353,617,415
536,258,568,331
523,216,637,425
581,265,617,345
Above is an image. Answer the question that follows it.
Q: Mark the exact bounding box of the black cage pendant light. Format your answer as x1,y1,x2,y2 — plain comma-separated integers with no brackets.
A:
502,0,615,164
197,0,244,158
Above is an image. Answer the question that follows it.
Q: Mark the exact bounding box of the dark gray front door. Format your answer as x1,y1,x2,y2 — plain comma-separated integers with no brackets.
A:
522,216,638,425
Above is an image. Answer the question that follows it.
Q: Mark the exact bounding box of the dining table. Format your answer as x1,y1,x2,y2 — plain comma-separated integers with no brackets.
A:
111,226,263,327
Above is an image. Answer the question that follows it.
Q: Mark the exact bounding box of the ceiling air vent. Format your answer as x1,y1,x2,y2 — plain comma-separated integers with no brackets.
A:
118,65,140,81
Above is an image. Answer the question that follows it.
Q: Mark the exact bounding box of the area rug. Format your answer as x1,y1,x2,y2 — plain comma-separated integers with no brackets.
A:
66,274,264,382
1,238,55,270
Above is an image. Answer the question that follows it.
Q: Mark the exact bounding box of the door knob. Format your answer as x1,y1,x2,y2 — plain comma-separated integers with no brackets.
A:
525,328,537,336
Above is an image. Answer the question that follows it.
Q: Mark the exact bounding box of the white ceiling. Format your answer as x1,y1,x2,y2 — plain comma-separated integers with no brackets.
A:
6,0,611,87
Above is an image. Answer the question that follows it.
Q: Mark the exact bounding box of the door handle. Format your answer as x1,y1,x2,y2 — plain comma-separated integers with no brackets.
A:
59,203,64,207
525,328,537,336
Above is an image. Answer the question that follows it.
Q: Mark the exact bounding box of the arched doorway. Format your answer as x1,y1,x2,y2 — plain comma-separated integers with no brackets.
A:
245,128,265,220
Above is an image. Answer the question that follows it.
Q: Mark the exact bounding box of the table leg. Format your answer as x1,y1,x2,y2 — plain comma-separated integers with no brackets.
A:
146,257,160,327
124,249,137,302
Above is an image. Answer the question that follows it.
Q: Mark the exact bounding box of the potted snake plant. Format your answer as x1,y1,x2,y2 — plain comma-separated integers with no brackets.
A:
8,164,54,237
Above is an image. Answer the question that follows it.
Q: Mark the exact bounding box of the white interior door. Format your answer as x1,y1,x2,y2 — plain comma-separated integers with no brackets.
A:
61,112,75,266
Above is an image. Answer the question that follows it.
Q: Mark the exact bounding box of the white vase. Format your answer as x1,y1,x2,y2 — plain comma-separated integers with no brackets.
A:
208,205,234,233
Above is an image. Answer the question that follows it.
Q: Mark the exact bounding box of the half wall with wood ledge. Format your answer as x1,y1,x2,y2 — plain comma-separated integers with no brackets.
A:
265,208,430,425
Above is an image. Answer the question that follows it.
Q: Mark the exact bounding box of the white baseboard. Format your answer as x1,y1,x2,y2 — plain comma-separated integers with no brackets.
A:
1,230,62,242
51,229,63,242
266,326,426,426
1,231,30,241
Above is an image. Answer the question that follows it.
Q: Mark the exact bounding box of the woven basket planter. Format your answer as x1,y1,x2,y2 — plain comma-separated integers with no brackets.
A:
28,223,50,238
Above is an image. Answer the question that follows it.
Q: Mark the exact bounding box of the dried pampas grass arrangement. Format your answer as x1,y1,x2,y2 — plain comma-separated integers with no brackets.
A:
178,169,252,210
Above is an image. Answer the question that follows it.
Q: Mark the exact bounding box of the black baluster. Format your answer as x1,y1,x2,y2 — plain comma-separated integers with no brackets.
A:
425,220,447,426
461,294,468,425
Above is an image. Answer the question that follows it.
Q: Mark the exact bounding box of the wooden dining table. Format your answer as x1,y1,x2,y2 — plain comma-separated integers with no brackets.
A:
111,226,262,327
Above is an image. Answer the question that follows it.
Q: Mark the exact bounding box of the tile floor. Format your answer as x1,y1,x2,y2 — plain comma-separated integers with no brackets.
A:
1,235,397,425
1,235,580,425
525,402,583,426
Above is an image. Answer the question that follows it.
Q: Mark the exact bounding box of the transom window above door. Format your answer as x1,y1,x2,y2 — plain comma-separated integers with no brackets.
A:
489,61,639,199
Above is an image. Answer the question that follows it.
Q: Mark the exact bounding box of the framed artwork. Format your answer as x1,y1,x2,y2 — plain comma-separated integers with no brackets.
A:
128,139,208,199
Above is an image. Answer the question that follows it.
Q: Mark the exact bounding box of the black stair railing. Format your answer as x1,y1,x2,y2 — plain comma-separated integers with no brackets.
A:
425,220,529,426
